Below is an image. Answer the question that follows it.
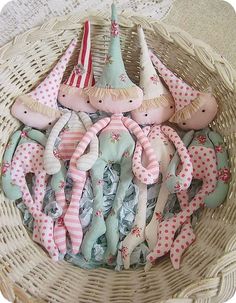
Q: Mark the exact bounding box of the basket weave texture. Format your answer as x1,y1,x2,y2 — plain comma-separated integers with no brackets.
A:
0,11,236,303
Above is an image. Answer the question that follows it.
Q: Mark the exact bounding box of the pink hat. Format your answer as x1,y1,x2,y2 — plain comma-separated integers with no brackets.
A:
149,50,206,123
60,20,95,95
18,39,77,119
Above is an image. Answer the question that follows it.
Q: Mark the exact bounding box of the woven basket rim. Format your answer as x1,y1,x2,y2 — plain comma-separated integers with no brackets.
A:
1,10,236,303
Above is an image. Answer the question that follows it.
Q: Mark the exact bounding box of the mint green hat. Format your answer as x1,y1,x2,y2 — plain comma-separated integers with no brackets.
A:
86,3,140,100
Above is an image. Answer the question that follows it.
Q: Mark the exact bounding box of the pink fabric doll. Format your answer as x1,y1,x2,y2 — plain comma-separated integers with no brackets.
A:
121,26,193,269
43,20,99,255
70,4,159,262
3,40,76,260
145,51,230,270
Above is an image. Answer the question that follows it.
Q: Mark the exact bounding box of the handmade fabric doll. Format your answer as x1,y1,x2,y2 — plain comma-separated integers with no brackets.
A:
44,20,99,255
70,4,159,262
2,39,76,260
145,51,230,270
121,26,193,269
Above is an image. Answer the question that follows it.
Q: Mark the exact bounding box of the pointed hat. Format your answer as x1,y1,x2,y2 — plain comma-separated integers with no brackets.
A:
149,50,207,123
60,20,95,95
17,39,77,119
85,3,140,100
136,26,173,112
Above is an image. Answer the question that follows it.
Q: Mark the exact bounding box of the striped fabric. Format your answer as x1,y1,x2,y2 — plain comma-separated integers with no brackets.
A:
65,20,95,89
122,117,159,184
66,117,110,254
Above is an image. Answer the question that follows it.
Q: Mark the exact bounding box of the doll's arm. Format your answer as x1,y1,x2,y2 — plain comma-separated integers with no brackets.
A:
43,112,72,175
1,130,22,200
204,131,230,208
76,112,99,171
27,129,48,147
162,127,194,193
122,117,159,184
70,117,110,168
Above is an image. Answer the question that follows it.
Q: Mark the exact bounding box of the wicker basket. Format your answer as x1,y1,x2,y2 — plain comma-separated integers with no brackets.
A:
0,11,236,303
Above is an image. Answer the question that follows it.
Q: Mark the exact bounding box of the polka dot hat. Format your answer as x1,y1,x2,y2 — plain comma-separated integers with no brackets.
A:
149,50,203,123
18,39,77,119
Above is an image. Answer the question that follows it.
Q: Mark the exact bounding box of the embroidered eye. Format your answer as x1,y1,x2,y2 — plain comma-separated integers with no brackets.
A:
49,122,52,126
129,100,133,103
145,113,148,117
87,100,90,104
202,109,206,112
24,111,27,114
62,94,66,98
183,122,186,125
170,106,173,109
99,100,102,103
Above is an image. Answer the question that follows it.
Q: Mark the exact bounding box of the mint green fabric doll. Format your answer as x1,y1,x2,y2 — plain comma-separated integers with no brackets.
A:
70,4,159,263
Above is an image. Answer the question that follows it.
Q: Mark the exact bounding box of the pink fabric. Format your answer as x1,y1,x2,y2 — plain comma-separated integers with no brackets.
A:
162,125,193,192
28,39,76,110
147,146,217,266
53,129,84,254
170,190,195,269
122,117,159,184
149,51,200,112
64,117,111,254
65,158,87,254
11,142,58,260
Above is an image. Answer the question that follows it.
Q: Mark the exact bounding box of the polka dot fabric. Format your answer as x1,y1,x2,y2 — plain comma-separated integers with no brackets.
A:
149,50,200,112
11,142,59,260
146,143,218,268
28,39,77,110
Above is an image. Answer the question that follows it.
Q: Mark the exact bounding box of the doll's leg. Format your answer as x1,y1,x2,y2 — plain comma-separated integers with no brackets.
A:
145,183,169,250
105,157,133,262
81,158,107,261
122,180,147,269
64,170,87,254
145,184,208,270
32,171,59,260
170,191,195,269
51,167,67,254
12,167,58,260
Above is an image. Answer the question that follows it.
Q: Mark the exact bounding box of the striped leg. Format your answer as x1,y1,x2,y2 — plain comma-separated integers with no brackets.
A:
64,170,87,254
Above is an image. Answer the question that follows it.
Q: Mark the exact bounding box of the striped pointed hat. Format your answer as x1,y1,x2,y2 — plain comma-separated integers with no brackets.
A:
85,3,141,100
149,50,212,123
136,26,173,112
17,39,77,119
60,20,95,96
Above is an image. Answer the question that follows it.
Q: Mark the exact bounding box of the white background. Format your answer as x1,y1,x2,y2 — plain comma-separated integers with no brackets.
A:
0,0,235,302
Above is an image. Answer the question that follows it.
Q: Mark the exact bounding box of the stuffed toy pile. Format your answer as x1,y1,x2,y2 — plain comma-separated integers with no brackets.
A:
1,4,231,270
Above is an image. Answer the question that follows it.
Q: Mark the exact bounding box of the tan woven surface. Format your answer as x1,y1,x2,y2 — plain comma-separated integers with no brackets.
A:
165,0,236,68
0,11,236,303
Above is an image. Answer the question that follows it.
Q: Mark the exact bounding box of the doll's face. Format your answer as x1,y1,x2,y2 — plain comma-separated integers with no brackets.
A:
89,87,143,114
178,94,218,130
58,87,97,113
131,103,175,125
11,99,57,130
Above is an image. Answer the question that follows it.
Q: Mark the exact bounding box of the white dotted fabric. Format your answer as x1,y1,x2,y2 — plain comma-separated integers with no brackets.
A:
0,0,173,46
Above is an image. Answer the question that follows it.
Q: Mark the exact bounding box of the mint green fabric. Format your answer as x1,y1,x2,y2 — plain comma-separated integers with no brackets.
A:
81,130,135,261
96,4,135,89
204,131,230,208
1,130,22,200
